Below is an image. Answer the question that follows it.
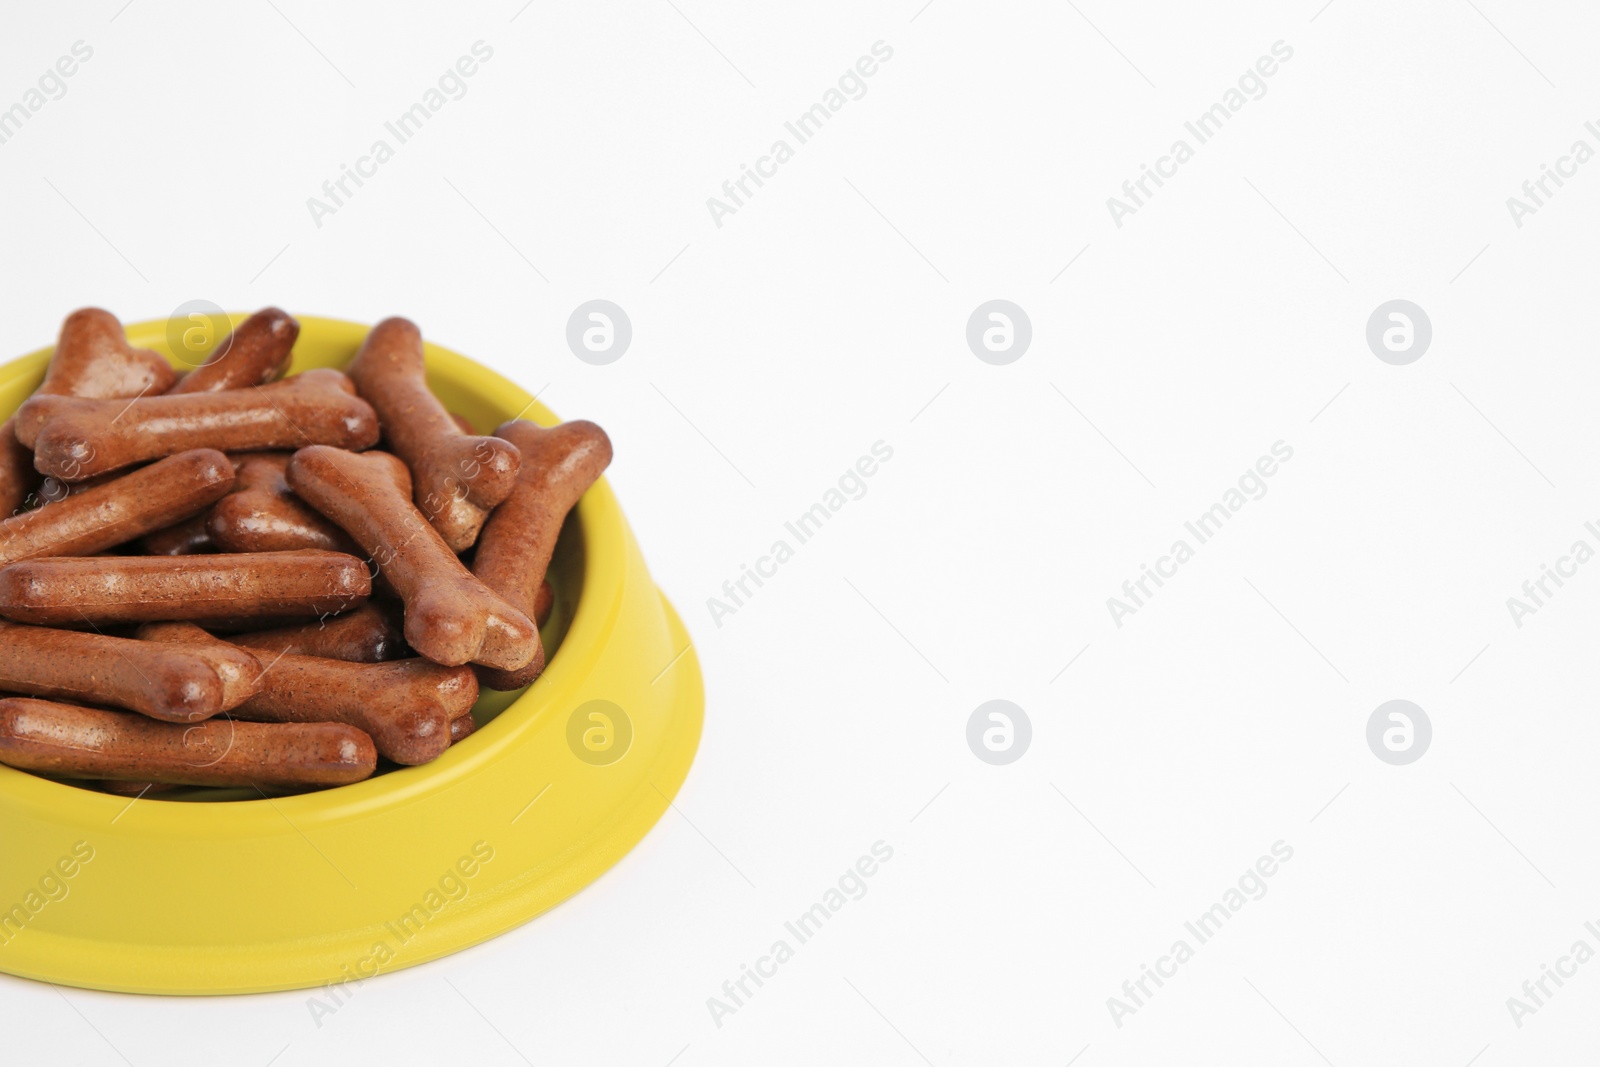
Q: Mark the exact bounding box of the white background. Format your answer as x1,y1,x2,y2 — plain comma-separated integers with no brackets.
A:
2,0,1599,1063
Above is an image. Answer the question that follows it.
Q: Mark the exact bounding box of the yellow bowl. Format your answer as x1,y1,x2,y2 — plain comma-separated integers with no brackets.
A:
0,315,703,995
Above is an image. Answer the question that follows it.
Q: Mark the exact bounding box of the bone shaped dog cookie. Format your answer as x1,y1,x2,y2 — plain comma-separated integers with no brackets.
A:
472,419,611,690
346,318,521,551
0,697,376,788
141,623,473,765
0,448,234,568
207,451,358,554
0,619,261,722
0,308,178,515
168,307,298,394
18,368,379,481
0,548,370,625
285,446,537,670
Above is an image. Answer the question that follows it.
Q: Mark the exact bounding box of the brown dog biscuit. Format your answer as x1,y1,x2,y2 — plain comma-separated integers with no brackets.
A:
286,446,537,670
18,368,379,481
140,513,215,555
0,548,370,625
206,451,357,553
131,621,265,711
449,711,477,744
534,579,554,627
142,622,471,765
0,449,234,568
229,602,406,662
34,470,119,507
38,308,179,399
0,697,376,787
167,308,298,394
0,619,261,722
0,309,179,516
347,318,521,551
472,420,611,689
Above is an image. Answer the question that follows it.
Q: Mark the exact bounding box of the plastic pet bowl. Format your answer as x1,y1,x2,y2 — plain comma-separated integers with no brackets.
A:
0,315,703,994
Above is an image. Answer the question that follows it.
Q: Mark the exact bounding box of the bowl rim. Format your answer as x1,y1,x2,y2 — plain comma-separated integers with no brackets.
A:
0,313,621,829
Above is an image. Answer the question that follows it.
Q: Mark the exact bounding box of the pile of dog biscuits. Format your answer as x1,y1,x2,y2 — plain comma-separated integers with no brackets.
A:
0,309,612,795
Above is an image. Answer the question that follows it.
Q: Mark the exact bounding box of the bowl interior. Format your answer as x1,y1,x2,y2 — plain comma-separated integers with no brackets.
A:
0,313,594,806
